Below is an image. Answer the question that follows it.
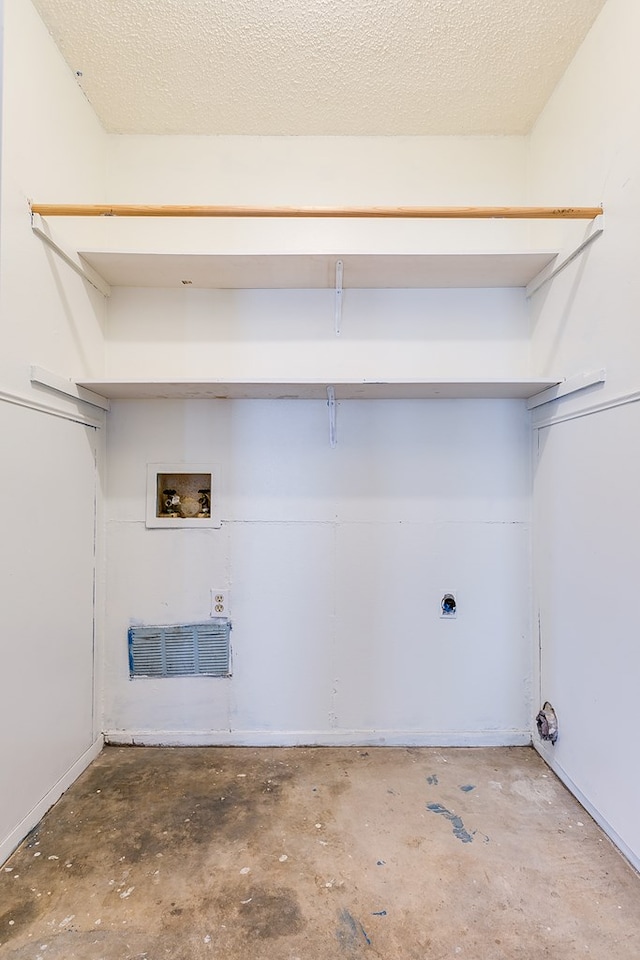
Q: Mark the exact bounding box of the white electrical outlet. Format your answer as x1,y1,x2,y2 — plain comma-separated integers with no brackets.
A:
211,589,230,618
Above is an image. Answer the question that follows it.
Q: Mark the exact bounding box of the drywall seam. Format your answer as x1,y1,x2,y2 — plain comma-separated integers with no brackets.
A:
0,737,103,867
0,386,104,429
534,744,640,876
104,729,531,748
105,519,529,527
532,387,640,430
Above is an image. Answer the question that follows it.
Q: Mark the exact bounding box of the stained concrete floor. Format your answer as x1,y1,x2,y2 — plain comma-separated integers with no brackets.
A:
1,746,639,959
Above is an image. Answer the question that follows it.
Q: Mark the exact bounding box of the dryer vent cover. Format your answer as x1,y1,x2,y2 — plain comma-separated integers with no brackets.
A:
128,621,231,678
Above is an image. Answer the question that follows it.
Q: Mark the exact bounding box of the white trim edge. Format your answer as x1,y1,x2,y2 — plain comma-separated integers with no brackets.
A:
104,728,532,748
527,369,605,410
532,386,640,430
534,744,640,875
31,365,111,411
0,385,103,428
0,737,103,866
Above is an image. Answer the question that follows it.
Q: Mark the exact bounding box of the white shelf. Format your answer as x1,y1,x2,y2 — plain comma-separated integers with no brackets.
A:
77,251,559,289
76,378,562,401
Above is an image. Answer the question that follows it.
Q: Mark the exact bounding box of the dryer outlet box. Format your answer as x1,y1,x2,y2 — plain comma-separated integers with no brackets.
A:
440,591,458,619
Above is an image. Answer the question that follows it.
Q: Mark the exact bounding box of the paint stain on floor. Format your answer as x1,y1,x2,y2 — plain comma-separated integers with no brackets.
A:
426,802,475,843
337,908,371,949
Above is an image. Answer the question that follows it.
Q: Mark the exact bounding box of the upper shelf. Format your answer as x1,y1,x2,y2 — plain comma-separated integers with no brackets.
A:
31,203,603,293
75,378,561,401
77,250,560,290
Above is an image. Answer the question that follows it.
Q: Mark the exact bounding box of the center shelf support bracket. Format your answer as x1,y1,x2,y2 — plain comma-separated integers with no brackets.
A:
327,386,337,447
526,215,604,298
335,260,343,335
527,369,606,410
31,213,112,298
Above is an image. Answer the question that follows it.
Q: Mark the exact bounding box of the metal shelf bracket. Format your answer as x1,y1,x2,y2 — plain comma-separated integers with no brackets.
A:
31,211,112,297
526,214,604,298
335,260,343,335
327,385,337,447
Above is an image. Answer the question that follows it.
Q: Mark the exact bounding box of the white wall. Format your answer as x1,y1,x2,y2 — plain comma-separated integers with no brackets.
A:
100,134,535,745
0,405,99,858
105,285,531,382
102,135,535,387
104,397,532,744
0,0,107,394
0,0,107,862
529,0,640,869
102,134,533,255
3,0,637,873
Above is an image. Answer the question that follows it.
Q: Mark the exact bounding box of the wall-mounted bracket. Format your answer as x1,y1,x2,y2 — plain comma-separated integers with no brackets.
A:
327,385,337,447
334,260,343,335
527,369,606,410
30,365,111,411
526,214,604,298
30,211,112,298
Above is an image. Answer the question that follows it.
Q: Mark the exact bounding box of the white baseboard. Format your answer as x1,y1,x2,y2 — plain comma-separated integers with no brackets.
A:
534,743,640,875
0,737,104,867
105,728,531,748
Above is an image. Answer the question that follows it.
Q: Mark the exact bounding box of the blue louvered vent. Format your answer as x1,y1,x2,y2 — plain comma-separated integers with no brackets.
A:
128,621,231,678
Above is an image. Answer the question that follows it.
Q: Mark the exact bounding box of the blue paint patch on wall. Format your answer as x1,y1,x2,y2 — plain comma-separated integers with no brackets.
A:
127,627,135,674
426,802,474,843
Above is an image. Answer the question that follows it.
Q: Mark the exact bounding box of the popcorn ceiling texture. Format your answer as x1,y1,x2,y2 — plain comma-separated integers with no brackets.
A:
31,0,607,135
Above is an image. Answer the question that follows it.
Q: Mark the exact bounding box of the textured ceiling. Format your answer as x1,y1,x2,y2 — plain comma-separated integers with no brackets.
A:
31,0,608,136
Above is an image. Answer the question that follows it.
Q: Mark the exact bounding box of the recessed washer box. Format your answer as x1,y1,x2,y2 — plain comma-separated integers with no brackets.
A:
146,462,221,528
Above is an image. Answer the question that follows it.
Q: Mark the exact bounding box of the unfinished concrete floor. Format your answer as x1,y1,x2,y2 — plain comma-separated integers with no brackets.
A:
1,746,639,959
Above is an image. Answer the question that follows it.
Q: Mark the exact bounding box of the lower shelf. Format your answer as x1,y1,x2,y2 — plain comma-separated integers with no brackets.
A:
76,378,561,401
77,251,560,290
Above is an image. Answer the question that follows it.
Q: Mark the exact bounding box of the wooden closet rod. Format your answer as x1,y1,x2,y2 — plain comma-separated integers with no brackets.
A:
30,204,603,220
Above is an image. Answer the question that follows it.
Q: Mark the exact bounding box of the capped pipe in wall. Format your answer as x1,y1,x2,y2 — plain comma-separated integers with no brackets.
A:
536,702,558,744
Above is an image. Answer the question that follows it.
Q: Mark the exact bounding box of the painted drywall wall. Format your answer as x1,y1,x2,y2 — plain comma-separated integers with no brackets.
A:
0,405,100,861
102,134,534,256
105,285,531,382
100,134,535,744
0,0,107,862
529,0,640,869
534,408,640,870
101,135,536,385
104,396,532,744
102,136,533,385
0,0,3,253
1,0,107,395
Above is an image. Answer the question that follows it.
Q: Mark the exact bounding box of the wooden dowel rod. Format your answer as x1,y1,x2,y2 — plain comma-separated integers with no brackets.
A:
30,203,603,220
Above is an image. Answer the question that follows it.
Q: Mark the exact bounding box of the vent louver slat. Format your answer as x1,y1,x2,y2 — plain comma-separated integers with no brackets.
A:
128,621,231,678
